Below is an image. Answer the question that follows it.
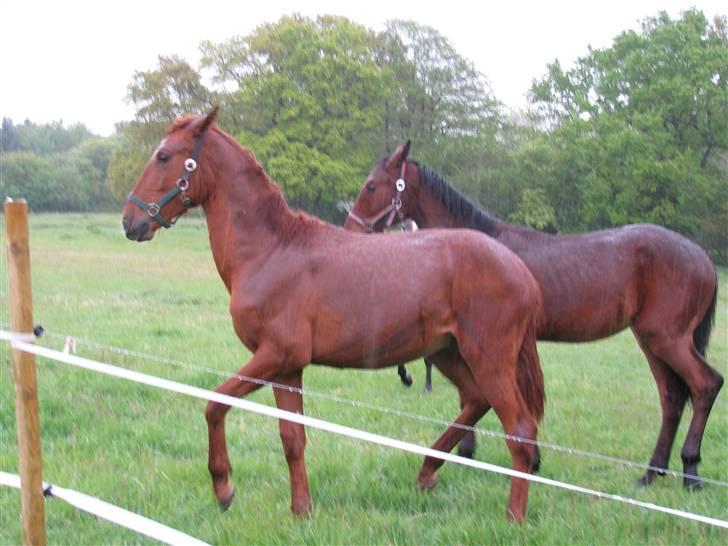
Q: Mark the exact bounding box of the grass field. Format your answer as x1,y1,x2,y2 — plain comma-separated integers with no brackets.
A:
1,212,726,545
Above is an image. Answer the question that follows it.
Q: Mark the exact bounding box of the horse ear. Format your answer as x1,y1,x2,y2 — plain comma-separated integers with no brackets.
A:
386,140,411,170
194,106,219,136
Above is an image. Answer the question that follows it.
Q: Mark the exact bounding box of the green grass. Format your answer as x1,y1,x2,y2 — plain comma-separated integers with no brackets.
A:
1,212,726,545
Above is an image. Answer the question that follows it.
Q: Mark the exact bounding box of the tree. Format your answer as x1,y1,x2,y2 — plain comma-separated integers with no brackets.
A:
528,9,727,261
126,55,214,124
376,20,502,159
1,118,20,152
106,122,167,202
201,15,392,221
1,151,100,211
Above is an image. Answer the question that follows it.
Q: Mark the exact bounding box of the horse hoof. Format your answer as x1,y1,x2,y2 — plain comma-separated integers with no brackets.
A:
684,477,704,491
417,475,438,491
637,468,666,487
217,489,235,512
401,375,413,387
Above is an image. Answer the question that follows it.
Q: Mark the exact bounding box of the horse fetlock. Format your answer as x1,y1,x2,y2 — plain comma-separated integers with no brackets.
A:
683,475,704,491
217,487,235,512
291,495,313,516
506,506,526,523
211,472,235,510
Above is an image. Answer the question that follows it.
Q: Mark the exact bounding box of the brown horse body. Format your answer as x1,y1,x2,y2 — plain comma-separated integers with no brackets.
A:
345,142,723,488
122,112,546,521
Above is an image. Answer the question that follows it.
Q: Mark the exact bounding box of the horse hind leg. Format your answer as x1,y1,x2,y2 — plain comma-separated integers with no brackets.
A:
672,344,723,489
639,332,724,489
456,406,541,470
458,340,540,522
416,349,490,491
634,337,690,487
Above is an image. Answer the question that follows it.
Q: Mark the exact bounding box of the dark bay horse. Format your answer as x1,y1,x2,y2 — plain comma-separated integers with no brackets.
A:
121,110,546,522
345,141,723,489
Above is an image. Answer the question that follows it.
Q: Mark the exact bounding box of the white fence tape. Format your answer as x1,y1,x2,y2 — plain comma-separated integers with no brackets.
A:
2,331,727,529
0,471,210,546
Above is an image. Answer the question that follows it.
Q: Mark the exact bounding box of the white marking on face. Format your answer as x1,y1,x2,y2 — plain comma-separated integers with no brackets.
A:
151,138,168,160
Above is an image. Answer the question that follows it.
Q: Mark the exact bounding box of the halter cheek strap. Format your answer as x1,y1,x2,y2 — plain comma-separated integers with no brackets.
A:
127,128,209,228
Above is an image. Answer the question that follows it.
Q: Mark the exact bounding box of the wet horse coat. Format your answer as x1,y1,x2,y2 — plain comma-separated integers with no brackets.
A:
345,142,722,487
122,111,546,522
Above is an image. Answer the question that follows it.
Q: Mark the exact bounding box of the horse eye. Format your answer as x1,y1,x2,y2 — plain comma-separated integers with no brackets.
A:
156,151,170,163
367,184,376,193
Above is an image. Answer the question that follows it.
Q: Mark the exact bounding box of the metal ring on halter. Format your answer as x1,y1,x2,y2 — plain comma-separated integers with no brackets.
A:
393,197,402,210
176,178,190,191
146,203,161,217
395,178,406,192
184,158,197,172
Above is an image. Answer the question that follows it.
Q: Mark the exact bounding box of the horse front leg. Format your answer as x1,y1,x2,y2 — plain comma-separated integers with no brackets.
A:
205,346,280,510
272,370,312,515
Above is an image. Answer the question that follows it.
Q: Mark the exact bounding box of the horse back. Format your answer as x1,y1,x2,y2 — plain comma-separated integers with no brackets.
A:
505,224,716,341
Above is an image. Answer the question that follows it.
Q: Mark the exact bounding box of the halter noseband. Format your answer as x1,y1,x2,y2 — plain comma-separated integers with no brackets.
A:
347,160,408,233
127,128,209,228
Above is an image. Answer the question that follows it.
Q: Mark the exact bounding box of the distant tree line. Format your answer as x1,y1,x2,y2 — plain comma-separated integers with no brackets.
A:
1,118,117,210
1,10,725,262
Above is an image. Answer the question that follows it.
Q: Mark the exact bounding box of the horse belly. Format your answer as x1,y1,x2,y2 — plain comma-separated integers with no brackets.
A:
539,287,636,342
311,301,452,368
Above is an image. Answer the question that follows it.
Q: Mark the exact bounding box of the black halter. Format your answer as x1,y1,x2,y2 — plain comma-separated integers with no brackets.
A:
127,128,209,228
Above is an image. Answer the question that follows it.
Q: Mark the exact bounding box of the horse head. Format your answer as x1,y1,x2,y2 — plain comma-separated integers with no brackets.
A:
122,108,218,241
344,141,416,233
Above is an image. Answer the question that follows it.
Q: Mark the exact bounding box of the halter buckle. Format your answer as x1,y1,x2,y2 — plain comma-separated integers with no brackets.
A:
395,178,406,192
146,202,161,217
184,158,197,172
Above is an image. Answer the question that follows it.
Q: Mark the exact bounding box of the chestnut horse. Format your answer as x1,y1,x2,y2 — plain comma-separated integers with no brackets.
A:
345,142,723,489
121,111,546,522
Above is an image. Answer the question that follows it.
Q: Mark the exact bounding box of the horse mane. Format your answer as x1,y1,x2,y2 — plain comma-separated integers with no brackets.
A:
413,161,501,236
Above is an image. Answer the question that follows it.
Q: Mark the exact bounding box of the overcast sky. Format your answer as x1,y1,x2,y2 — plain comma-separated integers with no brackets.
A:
2,0,724,136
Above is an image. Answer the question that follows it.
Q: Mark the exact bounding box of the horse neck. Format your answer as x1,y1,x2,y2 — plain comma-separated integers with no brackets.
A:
410,166,502,237
200,133,298,291
409,165,559,252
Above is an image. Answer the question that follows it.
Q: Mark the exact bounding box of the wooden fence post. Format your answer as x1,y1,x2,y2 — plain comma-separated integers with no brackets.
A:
4,198,46,546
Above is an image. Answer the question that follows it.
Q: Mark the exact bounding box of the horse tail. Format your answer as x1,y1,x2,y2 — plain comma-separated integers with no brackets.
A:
516,314,545,423
693,272,718,358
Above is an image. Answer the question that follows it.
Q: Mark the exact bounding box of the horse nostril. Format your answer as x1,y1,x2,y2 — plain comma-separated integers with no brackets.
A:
123,218,152,241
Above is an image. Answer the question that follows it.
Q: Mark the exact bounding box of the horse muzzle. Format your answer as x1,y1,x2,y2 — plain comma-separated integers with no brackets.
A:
122,215,154,242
